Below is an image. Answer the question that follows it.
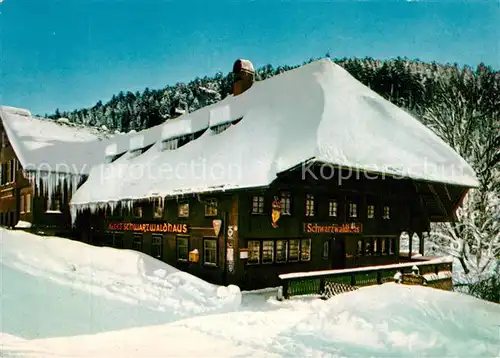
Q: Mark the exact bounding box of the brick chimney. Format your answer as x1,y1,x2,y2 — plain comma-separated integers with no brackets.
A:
232,59,255,96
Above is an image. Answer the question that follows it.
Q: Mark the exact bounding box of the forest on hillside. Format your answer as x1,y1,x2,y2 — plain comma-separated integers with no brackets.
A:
46,56,499,302
46,56,498,134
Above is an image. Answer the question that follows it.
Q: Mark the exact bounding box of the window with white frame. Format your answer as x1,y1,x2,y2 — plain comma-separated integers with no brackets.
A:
328,200,338,217
383,206,390,219
203,238,217,266
247,240,260,264
251,196,264,214
349,202,358,218
275,240,288,263
280,192,291,215
20,195,25,214
367,205,375,219
300,239,311,261
205,198,218,217
289,239,300,261
262,240,274,264
161,137,179,151
305,194,315,216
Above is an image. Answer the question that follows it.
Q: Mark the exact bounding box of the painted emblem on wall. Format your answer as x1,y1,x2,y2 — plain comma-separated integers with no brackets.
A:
212,219,222,236
271,196,282,228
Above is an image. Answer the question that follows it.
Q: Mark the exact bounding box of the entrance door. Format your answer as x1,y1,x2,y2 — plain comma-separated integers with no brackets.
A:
331,236,345,269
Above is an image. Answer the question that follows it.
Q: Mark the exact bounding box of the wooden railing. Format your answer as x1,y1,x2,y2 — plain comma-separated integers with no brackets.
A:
278,257,453,299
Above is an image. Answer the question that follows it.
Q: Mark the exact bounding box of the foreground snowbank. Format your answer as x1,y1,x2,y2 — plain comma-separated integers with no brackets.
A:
0,228,241,337
2,284,499,357
1,229,498,357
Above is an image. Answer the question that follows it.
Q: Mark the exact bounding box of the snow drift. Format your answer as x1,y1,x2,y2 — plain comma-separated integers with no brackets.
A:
0,228,241,339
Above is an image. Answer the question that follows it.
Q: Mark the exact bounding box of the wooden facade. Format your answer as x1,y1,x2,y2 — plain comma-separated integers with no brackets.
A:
0,114,468,290
0,124,74,235
72,164,468,290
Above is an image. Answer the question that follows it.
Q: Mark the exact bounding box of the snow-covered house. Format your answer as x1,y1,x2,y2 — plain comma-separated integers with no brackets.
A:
59,58,477,290
0,106,112,234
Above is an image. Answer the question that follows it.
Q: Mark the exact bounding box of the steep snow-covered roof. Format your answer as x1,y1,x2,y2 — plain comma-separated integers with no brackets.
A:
0,106,109,175
68,59,478,208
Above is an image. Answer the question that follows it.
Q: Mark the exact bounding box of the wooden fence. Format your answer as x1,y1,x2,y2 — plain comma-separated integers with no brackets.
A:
278,258,453,299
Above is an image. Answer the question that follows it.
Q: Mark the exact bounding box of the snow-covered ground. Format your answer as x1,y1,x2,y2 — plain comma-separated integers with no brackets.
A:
1,228,499,357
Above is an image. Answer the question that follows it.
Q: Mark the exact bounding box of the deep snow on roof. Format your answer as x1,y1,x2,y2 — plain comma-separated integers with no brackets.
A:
70,59,478,207
0,106,110,175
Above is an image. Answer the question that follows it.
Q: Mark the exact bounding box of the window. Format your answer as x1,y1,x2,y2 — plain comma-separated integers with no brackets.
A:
323,240,330,259
25,194,31,213
280,192,291,215
161,137,179,151
389,238,396,255
102,233,113,247
301,239,311,261
305,194,315,216
176,236,189,261
328,200,338,217
349,202,358,218
46,197,62,213
248,240,260,264
153,198,164,219
364,239,373,256
20,195,25,214
289,239,300,261
132,234,142,251
383,206,390,219
152,234,163,259
6,161,11,183
133,206,142,218
275,240,288,263
252,196,264,214
203,238,217,266
205,198,218,217
114,233,124,249
178,203,189,217
211,123,232,134
357,239,363,256
262,240,274,264
9,159,15,182
367,205,375,219
381,238,388,255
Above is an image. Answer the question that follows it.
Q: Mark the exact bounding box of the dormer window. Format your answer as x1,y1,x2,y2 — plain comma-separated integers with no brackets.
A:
161,138,179,151
129,144,154,158
211,123,232,134
105,152,126,164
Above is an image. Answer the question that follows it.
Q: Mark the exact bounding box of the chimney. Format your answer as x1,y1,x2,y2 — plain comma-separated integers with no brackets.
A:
232,59,255,96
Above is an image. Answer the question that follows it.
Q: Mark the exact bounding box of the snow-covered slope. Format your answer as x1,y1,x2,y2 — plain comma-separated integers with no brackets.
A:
0,228,241,339
70,59,478,209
